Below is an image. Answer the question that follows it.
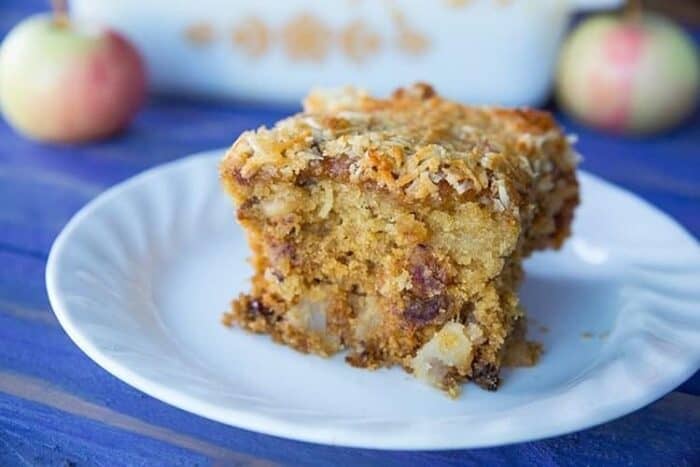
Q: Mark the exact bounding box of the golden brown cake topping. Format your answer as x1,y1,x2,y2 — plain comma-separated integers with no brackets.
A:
222,83,579,216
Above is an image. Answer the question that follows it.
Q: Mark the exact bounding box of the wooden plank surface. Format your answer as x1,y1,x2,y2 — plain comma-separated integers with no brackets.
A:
1,1,699,465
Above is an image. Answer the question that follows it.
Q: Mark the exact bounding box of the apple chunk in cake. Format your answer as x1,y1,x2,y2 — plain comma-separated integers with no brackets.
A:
220,83,579,397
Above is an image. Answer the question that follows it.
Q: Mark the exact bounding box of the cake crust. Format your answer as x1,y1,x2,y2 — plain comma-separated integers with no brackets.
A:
222,83,577,222
220,83,579,396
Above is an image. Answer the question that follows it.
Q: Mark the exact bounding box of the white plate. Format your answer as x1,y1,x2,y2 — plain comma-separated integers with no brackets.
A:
46,149,700,450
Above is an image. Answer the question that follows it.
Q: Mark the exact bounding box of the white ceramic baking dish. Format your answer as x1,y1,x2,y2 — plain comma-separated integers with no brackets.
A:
71,0,622,106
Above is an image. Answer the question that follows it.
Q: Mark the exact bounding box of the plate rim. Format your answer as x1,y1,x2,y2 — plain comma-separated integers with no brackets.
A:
46,149,700,450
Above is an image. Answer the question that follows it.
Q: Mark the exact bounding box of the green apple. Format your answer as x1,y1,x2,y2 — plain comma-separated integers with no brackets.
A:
0,14,146,143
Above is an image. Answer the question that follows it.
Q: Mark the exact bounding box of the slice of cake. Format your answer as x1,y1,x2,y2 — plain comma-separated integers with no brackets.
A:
220,83,579,397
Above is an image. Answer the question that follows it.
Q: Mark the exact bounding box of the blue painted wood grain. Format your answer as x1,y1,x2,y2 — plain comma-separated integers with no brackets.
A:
0,0,699,465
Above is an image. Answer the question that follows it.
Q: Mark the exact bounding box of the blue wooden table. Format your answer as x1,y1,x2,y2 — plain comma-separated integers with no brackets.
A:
1,2,699,466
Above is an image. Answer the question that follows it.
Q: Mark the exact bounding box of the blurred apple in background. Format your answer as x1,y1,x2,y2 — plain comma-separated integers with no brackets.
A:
556,5,699,135
0,1,146,143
